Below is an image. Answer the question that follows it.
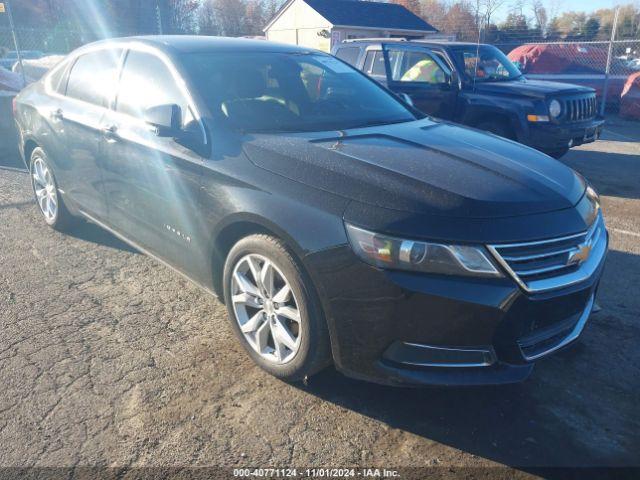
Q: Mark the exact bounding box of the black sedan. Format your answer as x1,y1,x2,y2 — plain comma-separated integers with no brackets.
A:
13,36,608,386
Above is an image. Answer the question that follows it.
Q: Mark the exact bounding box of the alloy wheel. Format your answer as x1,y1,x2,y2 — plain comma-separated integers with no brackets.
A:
231,254,302,364
32,157,58,223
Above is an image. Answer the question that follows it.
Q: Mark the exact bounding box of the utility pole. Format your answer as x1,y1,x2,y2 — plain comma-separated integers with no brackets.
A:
156,1,163,35
600,6,620,116
3,0,26,85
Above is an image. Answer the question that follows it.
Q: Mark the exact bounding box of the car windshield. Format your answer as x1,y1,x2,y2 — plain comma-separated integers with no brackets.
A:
454,45,522,82
181,52,417,133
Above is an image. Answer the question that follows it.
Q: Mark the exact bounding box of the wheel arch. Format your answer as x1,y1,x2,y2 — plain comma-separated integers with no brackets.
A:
463,106,523,141
209,214,308,301
23,138,39,169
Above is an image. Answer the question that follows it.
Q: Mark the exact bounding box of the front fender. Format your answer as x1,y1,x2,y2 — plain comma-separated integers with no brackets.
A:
459,94,538,143
197,159,350,296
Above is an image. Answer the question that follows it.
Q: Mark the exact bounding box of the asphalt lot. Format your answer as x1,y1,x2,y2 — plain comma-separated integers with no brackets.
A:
0,118,639,477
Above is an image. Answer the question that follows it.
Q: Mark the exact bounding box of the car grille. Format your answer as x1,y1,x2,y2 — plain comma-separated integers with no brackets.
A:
488,213,606,293
563,95,597,122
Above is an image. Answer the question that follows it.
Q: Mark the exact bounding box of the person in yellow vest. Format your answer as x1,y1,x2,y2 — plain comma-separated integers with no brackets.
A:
401,57,445,83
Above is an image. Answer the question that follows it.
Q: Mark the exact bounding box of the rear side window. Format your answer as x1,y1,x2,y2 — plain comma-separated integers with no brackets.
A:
66,49,122,107
362,51,387,80
46,60,70,94
116,50,192,126
334,47,360,66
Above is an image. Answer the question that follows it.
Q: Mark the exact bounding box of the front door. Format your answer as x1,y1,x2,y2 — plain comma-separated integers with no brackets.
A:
100,48,207,274
385,46,457,120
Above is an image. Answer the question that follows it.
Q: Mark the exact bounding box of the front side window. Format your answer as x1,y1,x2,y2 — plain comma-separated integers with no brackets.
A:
453,45,522,82
66,49,123,106
116,50,194,126
388,48,449,84
181,52,416,133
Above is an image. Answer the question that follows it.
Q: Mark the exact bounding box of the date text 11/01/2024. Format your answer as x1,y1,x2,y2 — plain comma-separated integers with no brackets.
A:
233,468,400,478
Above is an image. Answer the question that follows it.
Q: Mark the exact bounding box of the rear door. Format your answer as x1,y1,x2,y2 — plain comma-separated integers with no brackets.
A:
56,47,123,218
361,48,389,87
384,46,456,119
100,48,207,272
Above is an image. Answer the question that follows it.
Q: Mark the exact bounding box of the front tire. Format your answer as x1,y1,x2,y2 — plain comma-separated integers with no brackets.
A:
223,234,331,382
29,147,75,231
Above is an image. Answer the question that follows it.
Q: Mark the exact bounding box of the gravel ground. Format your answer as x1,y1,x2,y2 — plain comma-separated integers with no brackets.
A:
0,120,639,478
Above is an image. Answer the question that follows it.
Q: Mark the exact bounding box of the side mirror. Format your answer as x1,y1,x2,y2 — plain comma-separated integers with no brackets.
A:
399,92,414,106
144,104,182,137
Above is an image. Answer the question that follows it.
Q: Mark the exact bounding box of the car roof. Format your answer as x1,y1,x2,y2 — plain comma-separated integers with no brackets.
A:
82,35,317,55
338,39,483,49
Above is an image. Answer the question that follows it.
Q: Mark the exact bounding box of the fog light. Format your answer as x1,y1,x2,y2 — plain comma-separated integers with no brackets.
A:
568,139,574,147
383,341,496,367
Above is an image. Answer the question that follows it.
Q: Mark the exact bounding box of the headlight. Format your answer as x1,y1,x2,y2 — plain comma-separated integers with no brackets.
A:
549,99,562,118
345,224,502,277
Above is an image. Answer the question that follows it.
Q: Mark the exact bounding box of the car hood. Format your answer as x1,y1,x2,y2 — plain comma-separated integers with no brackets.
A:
242,118,586,219
475,78,594,99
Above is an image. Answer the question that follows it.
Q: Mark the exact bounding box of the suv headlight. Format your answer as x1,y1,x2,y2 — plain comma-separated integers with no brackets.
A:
549,99,562,118
345,224,502,277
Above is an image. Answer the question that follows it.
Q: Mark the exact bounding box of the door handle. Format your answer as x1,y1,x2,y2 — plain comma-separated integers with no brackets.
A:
101,124,119,141
50,108,63,121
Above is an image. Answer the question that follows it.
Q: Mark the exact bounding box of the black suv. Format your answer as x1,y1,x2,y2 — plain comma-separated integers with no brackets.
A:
15,36,607,386
333,40,605,158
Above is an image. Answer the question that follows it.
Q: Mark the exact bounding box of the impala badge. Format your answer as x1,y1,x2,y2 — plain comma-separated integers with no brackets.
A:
165,224,191,244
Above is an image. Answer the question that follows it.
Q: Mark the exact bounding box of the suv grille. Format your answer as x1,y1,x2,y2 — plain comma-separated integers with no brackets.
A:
563,95,597,122
488,213,606,293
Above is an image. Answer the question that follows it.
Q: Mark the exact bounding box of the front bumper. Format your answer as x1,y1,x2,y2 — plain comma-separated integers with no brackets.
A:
305,233,608,387
527,117,605,152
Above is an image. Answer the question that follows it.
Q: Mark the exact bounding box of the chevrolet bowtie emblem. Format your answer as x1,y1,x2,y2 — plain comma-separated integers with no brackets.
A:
567,244,592,266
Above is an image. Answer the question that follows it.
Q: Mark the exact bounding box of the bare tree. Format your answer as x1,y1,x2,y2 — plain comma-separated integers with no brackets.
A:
530,0,547,32
480,0,507,27
245,0,266,36
419,0,449,30
212,0,247,37
443,2,478,41
198,0,220,35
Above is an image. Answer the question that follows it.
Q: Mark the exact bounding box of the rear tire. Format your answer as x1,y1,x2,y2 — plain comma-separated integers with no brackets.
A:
476,119,516,141
223,234,331,382
29,147,76,232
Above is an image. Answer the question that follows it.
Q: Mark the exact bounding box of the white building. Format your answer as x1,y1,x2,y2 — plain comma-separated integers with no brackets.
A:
264,0,438,52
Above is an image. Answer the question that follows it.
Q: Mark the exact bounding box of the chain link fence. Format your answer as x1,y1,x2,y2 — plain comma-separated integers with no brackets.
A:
493,39,640,113
0,26,132,55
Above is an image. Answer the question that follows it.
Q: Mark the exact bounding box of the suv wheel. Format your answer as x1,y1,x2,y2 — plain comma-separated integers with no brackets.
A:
223,234,331,381
29,147,75,231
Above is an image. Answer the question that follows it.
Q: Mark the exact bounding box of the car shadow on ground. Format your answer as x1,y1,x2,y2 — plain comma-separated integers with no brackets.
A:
563,150,640,201
289,249,640,475
66,220,139,254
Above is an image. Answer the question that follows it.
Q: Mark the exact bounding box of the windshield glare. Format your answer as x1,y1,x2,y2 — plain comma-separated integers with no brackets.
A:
182,52,416,133
455,46,522,82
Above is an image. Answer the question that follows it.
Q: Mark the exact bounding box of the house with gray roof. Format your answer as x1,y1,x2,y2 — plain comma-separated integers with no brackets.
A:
264,0,438,52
